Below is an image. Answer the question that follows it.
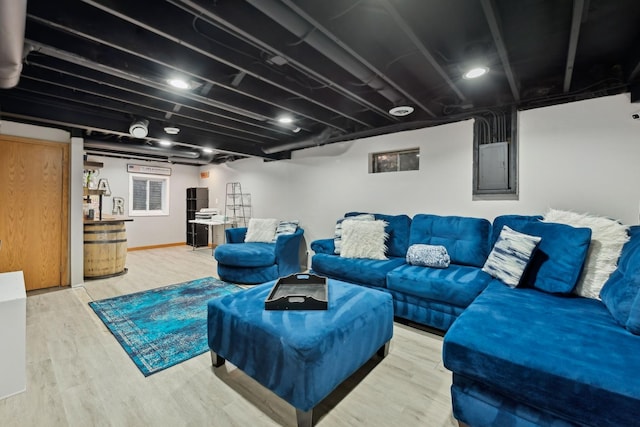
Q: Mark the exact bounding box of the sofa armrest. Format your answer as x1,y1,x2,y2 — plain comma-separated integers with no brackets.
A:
310,238,335,255
225,227,247,243
275,228,304,276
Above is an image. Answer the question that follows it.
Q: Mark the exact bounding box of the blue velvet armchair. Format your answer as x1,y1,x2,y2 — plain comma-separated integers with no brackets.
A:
214,227,305,284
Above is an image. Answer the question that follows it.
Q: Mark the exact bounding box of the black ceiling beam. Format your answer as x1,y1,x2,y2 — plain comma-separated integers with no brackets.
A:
25,44,300,137
170,0,405,122
17,75,276,145
377,0,466,103
22,60,289,142
480,0,520,102
275,0,437,118
25,5,349,134
81,0,381,131
0,91,285,159
563,0,586,92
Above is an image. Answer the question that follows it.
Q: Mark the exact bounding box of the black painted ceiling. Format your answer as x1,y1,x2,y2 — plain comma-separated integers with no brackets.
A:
1,0,639,165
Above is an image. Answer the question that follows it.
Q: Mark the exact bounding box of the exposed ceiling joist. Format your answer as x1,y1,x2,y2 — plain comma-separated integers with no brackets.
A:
377,0,466,103
563,0,586,92
480,0,520,102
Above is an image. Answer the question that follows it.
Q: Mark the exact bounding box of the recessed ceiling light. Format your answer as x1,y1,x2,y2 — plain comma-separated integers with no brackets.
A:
463,67,489,79
389,106,414,117
167,78,191,89
164,126,180,135
202,148,214,154
277,115,294,124
159,139,172,146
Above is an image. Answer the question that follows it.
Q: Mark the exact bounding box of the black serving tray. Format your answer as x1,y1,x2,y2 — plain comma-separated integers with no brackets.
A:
265,273,328,310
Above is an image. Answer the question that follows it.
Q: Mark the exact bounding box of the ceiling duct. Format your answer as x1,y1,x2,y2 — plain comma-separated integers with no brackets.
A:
0,0,27,88
262,127,337,154
84,140,202,159
246,0,404,105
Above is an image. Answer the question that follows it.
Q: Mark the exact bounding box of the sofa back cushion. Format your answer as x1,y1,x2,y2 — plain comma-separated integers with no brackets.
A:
345,212,411,258
409,214,491,267
600,225,640,334
493,215,592,294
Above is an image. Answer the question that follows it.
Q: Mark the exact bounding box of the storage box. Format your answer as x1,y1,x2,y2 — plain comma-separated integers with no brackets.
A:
265,274,328,310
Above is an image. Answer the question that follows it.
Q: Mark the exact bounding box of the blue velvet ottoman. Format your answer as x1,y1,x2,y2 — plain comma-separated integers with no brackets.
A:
207,278,394,427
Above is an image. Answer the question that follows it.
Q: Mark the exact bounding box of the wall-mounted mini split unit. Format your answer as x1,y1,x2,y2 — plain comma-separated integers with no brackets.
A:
129,119,149,138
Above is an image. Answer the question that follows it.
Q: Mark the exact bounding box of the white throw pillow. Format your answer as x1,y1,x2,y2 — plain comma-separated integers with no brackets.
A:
334,214,375,254
482,225,541,288
340,219,388,260
543,209,630,299
244,218,279,243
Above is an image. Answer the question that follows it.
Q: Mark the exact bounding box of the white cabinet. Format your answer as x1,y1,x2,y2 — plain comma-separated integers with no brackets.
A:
0,271,26,400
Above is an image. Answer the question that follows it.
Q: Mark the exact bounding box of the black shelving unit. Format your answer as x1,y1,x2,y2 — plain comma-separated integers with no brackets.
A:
187,187,208,247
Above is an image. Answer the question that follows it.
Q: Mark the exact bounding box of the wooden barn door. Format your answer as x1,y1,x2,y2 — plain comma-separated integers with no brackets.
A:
0,135,69,290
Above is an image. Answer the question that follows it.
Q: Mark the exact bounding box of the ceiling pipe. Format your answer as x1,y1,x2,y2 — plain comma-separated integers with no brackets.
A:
167,152,216,165
84,139,201,159
247,0,404,106
0,0,27,88
261,127,337,154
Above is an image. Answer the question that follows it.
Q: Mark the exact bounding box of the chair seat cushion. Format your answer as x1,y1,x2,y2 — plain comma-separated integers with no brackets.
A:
214,243,276,267
387,264,492,308
443,281,640,427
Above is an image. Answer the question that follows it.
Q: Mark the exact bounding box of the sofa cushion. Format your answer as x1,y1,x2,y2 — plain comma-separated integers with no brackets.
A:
600,225,640,334
482,225,541,288
409,214,491,267
406,244,450,268
443,281,640,427
346,212,411,258
543,209,630,299
493,215,592,294
334,214,374,254
271,220,299,243
311,253,405,288
214,242,276,267
340,219,388,260
245,218,279,243
387,264,492,308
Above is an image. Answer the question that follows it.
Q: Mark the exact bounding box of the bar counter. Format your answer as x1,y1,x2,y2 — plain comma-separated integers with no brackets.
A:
83,218,133,280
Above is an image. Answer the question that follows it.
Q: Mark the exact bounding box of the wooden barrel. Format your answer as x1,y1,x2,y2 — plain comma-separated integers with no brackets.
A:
84,222,128,279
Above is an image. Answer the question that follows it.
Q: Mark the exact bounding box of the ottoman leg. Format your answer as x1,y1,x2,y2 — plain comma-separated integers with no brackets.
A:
377,341,390,358
210,350,225,368
295,407,313,427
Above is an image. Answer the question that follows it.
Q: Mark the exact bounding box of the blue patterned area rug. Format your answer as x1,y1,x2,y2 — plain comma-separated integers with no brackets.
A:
89,277,242,376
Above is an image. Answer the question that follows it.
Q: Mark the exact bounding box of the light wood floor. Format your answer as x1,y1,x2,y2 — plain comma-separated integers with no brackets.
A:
0,246,457,427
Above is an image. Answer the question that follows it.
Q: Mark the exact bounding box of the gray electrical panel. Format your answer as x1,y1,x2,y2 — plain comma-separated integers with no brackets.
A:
478,142,508,190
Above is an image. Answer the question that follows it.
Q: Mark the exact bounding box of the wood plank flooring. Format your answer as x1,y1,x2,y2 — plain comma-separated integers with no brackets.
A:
0,246,457,427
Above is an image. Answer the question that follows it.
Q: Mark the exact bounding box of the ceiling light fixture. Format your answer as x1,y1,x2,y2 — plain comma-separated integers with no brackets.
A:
389,106,415,117
167,78,191,89
163,126,180,135
129,119,149,138
159,139,172,146
292,127,301,133
463,66,489,79
202,148,214,154
277,115,294,124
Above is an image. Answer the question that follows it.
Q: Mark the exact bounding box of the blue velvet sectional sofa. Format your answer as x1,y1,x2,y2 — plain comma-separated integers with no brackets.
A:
311,212,640,426
311,212,493,331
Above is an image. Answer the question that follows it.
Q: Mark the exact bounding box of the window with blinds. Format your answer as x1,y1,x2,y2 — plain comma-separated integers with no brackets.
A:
128,173,170,216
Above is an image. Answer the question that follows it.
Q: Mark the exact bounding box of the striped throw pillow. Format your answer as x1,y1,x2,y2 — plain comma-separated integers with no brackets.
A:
482,225,541,288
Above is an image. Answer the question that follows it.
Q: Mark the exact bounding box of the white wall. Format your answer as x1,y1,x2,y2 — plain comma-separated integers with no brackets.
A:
89,156,201,248
200,93,640,257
